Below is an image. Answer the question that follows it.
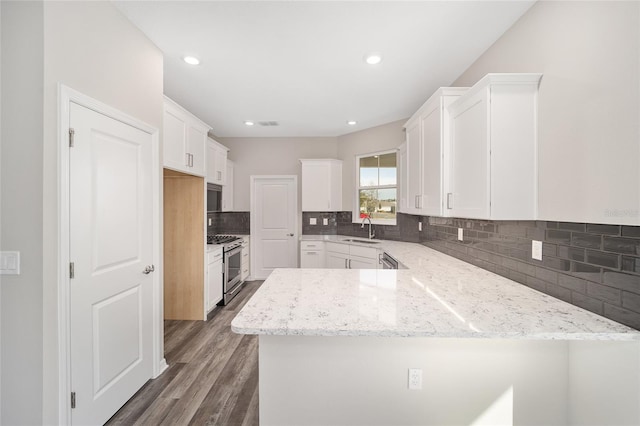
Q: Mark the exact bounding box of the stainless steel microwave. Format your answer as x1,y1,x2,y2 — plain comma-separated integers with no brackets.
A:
207,183,222,212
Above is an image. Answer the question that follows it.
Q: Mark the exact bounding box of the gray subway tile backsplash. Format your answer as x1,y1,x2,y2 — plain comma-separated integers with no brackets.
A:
414,216,640,331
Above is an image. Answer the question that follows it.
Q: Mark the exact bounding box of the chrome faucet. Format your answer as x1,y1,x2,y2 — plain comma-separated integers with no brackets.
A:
361,217,375,239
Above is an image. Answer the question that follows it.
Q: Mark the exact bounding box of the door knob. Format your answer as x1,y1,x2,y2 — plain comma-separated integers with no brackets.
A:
287,233,294,237
142,265,155,274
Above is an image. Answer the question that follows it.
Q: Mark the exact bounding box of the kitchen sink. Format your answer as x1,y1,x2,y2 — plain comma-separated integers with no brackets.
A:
341,238,380,244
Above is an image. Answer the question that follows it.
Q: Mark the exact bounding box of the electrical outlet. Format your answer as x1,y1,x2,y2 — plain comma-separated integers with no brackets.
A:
323,218,329,225
208,218,212,226
458,228,463,241
418,222,422,231
309,218,317,225
532,240,543,261
408,368,422,390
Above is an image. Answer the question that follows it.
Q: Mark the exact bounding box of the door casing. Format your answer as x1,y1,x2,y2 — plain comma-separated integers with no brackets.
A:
57,85,166,425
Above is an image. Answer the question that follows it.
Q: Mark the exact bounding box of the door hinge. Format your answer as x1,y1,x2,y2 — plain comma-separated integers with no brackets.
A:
71,392,76,409
69,128,75,147
69,262,75,279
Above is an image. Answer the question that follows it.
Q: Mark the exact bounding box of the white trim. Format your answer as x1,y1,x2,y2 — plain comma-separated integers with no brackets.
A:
250,175,298,280
57,85,165,425
353,149,398,226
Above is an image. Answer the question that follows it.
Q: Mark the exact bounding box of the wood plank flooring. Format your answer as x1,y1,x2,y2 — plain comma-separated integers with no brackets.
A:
106,281,262,426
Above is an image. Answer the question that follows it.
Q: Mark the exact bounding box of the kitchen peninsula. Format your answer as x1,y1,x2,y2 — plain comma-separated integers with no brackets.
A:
232,240,640,426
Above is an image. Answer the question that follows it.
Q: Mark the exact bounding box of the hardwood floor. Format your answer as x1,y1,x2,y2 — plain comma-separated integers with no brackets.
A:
106,281,262,426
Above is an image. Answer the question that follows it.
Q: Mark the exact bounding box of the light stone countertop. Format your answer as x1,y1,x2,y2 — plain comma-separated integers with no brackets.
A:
231,235,640,340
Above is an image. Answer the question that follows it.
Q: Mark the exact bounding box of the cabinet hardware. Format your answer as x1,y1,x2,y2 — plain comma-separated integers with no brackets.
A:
71,392,76,409
190,153,194,167
69,128,75,148
344,258,348,269
185,153,190,167
447,193,453,209
69,262,75,279
287,233,294,237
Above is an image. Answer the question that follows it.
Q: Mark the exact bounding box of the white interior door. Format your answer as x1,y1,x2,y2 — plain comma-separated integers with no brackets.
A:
69,102,154,425
251,176,298,279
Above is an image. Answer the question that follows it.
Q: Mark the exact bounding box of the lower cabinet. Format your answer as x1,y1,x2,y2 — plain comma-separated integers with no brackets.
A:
324,242,380,269
207,247,223,312
300,241,326,268
240,236,250,281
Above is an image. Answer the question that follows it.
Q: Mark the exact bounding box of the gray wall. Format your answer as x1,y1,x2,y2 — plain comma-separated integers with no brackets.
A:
1,2,45,424
1,1,163,424
219,137,338,211
453,0,640,226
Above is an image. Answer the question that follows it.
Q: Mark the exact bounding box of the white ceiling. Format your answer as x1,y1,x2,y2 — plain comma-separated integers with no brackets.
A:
114,1,535,137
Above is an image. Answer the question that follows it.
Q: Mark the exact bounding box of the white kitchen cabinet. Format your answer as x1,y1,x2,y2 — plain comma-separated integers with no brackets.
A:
206,247,223,312
397,142,408,213
401,88,468,216
222,160,234,212
240,236,250,281
300,241,325,268
207,138,228,185
448,73,542,220
163,96,209,176
300,159,342,212
325,242,379,269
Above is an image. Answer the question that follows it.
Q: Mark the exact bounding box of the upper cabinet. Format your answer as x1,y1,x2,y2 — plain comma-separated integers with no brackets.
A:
448,73,542,220
401,88,468,216
207,138,228,185
222,159,234,211
163,96,210,176
300,159,342,212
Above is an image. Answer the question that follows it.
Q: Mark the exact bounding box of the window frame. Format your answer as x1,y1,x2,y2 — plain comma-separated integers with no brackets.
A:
353,149,398,226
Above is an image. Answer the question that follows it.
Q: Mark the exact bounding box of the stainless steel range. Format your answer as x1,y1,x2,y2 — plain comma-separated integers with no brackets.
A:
207,234,244,305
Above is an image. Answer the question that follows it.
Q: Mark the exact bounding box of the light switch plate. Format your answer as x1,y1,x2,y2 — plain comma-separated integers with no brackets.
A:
532,240,543,261
458,228,463,241
0,251,20,275
309,218,317,225
323,218,329,225
418,222,422,231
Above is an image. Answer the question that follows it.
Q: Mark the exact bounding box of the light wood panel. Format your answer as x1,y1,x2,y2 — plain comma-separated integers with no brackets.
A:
163,169,205,320
105,281,262,426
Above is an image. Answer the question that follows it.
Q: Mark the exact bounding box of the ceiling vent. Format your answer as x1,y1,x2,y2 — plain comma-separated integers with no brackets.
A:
258,121,279,127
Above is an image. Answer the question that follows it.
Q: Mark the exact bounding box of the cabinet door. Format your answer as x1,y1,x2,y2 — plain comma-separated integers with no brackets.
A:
300,250,325,268
348,256,378,269
214,147,227,184
163,107,188,172
405,119,422,213
450,89,490,219
301,162,330,211
222,160,234,211
421,103,443,216
207,259,223,310
326,251,348,269
186,124,207,176
397,143,408,213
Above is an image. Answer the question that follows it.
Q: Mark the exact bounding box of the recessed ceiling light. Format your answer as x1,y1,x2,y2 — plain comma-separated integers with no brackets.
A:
364,52,382,65
244,121,255,126
347,120,357,126
183,56,200,65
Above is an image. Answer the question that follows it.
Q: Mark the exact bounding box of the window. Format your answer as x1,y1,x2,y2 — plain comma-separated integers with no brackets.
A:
355,151,397,225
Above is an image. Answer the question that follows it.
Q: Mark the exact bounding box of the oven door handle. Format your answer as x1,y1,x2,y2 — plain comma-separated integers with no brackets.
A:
225,246,243,258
